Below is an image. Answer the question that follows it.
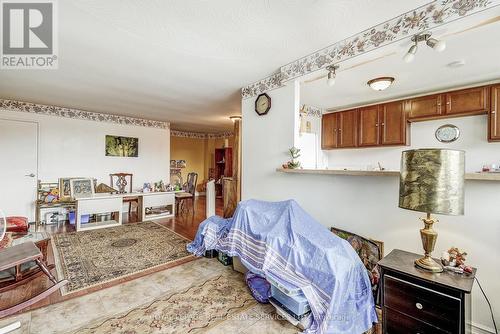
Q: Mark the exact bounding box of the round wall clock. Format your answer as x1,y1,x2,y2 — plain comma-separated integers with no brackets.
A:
255,93,271,116
435,124,460,143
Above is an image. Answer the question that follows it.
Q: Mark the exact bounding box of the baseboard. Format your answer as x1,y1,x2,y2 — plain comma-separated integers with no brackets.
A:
471,322,495,334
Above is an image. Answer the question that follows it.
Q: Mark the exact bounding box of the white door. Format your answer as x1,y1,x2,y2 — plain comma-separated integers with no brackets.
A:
0,119,38,220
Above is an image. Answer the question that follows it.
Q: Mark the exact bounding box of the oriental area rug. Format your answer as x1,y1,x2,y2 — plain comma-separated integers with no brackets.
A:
52,221,194,295
73,272,258,334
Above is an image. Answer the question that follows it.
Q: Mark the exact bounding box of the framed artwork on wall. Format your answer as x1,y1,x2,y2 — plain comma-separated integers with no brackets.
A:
105,135,139,157
170,160,187,168
70,178,95,199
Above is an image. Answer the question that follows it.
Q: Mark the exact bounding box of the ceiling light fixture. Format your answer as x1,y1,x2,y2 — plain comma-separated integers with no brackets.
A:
403,33,446,63
326,65,339,86
404,42,418,63
367,77,395,91
229,115,242,122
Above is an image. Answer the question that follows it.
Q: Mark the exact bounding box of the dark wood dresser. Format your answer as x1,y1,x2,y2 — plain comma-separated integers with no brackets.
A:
378,249,476,334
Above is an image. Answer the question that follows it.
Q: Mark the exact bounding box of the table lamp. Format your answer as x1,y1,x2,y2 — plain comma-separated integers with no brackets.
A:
399,149,465,273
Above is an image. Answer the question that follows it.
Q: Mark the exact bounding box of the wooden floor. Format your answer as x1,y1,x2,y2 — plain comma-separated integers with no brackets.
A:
0,196,223,316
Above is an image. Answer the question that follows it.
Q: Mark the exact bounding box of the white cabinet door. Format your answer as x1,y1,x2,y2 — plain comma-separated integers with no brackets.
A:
0,119,38,220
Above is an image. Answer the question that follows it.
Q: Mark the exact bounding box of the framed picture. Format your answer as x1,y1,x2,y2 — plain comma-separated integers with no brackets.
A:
170,160,177,168
70,178,95,199
176,160,186,168
105,135,139,157
59,177,82,200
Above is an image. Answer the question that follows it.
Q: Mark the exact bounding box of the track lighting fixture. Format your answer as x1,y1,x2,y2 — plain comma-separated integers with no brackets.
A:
403,42,418,63
426,37,447,52
403,33,446,63
326,65,339,86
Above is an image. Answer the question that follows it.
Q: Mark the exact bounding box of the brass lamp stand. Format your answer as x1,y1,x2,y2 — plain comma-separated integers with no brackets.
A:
399,149,465,274
415,213,442,272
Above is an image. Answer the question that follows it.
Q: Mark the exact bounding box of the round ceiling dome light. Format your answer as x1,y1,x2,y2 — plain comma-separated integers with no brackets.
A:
367,77,395,91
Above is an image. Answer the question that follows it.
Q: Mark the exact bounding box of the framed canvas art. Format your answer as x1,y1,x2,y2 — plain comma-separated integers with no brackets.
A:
70,178,95,199
105,135,139,157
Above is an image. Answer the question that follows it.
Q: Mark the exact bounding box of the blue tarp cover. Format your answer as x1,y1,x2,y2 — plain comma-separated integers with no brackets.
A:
187,199,377,334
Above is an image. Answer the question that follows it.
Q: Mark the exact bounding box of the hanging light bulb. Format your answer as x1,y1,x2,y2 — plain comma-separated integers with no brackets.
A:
404,43,418,63
426,37,446,52
326,65,339,86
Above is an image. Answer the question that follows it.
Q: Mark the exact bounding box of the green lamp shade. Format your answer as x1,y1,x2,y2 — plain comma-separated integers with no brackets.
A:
399,149,465,216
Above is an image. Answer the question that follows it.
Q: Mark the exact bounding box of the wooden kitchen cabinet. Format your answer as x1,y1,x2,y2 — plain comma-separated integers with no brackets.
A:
380,101,408,146
358,105,380,147
338,109,358,148
321,113,338,149
358,102,407,147
321,84,496,149
406,94,443,120
489,85,500,141
445,86,489,116
321,110,357,149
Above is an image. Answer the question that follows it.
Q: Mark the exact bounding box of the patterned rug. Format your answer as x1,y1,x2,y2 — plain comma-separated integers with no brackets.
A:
52,222,194,295
73,272,257,334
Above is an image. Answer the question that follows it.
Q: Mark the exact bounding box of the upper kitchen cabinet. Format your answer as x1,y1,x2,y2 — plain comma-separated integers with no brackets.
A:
445,86,489,116
358,105,380,147
380,101,408,146
406,94,443,121
321,112,339,149
489,85,500,142
338,109,358,148
407,86,489,121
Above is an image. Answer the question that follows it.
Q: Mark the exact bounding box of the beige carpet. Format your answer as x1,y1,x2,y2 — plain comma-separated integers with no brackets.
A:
52,222,194,295
73,271,258,334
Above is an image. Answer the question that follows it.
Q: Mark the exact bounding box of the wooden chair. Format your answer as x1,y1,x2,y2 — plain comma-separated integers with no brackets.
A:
175,172,198,215
110,173,139,215
0,242,68,317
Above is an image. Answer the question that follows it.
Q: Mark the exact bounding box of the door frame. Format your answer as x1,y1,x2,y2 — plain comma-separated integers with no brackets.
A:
0,117,40,218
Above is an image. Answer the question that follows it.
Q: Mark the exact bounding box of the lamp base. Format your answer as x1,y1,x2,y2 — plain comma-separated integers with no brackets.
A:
415,213,444,273
415,256,443,273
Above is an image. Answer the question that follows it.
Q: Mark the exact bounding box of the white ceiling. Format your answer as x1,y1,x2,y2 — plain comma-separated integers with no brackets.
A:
0,0,433,131
301,10,500,111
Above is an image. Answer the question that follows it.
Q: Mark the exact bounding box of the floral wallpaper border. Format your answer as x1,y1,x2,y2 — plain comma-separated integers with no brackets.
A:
242,0,498,99
301,104,322,118
171,130,233,139
0,99,169,129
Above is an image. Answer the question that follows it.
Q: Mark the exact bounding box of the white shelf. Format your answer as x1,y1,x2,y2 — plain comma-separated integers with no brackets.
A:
144,212,173,220
78,220,121,231
276,168,500,181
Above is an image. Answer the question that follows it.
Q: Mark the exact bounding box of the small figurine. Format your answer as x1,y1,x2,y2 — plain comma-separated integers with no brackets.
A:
154,180,165,192
441,247,472,274
143,182,152,193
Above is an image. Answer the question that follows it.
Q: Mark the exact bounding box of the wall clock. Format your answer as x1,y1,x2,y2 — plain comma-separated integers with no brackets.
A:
435,124,460,143
255,93,271,116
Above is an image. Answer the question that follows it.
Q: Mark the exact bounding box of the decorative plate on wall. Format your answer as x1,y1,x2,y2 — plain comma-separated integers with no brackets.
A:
435,124,460,143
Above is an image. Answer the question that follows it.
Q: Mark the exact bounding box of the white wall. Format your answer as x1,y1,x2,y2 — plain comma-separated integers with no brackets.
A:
242,82,500,333
0,109,170,217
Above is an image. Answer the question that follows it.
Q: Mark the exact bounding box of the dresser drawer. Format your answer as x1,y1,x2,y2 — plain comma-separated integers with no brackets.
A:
385,307,449,334
384,275,460,332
